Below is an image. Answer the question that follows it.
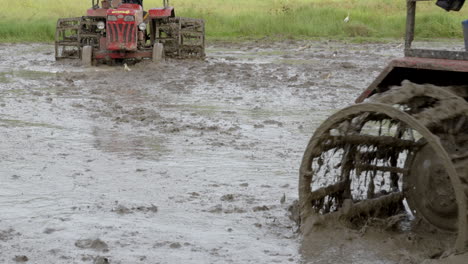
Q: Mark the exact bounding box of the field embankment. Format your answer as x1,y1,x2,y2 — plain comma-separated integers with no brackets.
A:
1,0,468,42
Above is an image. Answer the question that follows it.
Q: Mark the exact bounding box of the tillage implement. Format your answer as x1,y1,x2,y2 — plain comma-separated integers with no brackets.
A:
299,0,468,252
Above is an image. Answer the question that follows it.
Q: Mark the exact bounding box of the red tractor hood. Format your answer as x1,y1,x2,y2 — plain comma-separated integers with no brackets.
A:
106,4,143,51
107,4,142,15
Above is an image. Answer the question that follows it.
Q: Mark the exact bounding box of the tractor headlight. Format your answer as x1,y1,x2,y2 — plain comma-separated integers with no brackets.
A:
138,23,146,31
97,21,105,30
107,15,117,21
124,15,135,22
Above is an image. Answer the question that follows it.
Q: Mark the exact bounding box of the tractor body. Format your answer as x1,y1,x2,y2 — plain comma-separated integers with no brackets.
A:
103,4,143,52
357,0,468,103
55,0,205,64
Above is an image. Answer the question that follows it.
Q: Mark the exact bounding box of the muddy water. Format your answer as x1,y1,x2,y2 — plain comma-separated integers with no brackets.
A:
0,41,404,263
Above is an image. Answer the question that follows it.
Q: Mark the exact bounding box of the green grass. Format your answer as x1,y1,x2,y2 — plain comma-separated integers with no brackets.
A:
2,0,468,42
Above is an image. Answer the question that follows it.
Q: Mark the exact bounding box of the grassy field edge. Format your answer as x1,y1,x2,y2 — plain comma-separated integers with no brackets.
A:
1,0,468,43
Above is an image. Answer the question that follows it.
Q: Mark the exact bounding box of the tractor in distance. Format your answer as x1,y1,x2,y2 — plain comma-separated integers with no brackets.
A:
55,0,205,65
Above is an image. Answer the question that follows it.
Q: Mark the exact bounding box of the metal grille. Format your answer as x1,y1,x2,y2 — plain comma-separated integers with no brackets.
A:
107,23,136,44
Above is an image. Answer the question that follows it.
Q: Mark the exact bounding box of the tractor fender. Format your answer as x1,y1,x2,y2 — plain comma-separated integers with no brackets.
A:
356,56,468,103
148,7,175,18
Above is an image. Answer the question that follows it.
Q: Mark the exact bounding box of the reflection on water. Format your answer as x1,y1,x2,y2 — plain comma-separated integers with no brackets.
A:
0,118,64,129
92,126,168,160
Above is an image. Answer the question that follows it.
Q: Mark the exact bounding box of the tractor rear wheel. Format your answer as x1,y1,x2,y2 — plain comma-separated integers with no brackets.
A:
299,81,468,251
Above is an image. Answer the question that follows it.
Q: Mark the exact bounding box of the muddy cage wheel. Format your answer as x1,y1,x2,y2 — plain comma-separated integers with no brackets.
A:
299,81,468,252
55,17,82,60
155,17,205,59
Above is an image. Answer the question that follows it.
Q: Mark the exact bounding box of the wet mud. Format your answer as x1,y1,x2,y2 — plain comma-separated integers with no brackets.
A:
1,40,466,263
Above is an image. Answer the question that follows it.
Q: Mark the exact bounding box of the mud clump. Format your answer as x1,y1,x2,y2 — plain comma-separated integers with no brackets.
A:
43,228,58,234
0,228,20,241
220,194,235,201
94,256,110,264
204,204,246,214
113,204,132,215
223,206,247,214
263,120,283,127
75,239,109,252
13,255,29,262
252,205,269,212
134,204,158,213
112,204,158,214
169,242,182,249
205,204,223,213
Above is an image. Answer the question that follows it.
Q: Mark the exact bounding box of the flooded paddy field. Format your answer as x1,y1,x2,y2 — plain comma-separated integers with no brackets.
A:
2,40,465,263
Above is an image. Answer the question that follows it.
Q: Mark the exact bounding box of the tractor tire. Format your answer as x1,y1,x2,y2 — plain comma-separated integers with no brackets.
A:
82,46,93,66
299,81,468,252
152,43,164,63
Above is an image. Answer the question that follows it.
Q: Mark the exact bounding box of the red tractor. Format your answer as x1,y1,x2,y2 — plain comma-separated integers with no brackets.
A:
55,0,205,65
